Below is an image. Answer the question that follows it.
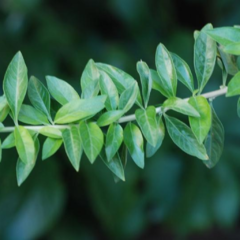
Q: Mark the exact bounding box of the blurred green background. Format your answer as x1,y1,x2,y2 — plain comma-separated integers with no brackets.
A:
1,0,240,239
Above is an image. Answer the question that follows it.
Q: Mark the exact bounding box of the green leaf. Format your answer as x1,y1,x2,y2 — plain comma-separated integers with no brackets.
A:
0,139,2,163
205,27,240,46
3,52,28,124
2,132,15,149
79,121,104,163
119,82,138,112
237,98,240,118
204,105,224,168
223,43,240,55
146,115,165,158
18,104,49,125
189,96,211,143
217,57,228,87
54,95,106,124
100,150,125,181
163,97,200,117
164,115,208,160
42,137,63,160
14,126,35,164
16,135,40,186
97,110,125,127
123,122,144,168
137,61,152,108
0,123,4,130
99,71,119,111
226,71,240,97
46,76,80,105
28,76,52,122
0,95,10,122
62,126,82,171
81,59,100,99
150,69,169,98
171,53,194,92
105,123,123,161
194,24,217,93
135,106,159,147
155,43,177,97
39,126,62,138
96,62,143,107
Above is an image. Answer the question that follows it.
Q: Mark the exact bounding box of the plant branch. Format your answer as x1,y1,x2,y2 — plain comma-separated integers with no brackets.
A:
0,87,228,133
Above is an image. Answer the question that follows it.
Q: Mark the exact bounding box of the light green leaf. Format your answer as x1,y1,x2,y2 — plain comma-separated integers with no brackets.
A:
171,53,194,92
105,123,123,161
194,30,200,40
18,104,49,125
163,97,200,117
81,59,100,99
164,115,208,160
99,71,119,111
0,123,4,130
100,150,125,181
155,43,177,97
46,76,80,105
3,52,28,124
146,115,165,158
135,106,159,147
223,43,240,55
137,61,152,108
226,71,240,97
189,96,211,143
54,95,106,124
204,105,224,168
79,121,104,163
96,62,143,107
97,110,125,127
16,135,40,186
2,132,15,149
205,27,240,46
150,69,169,97
62,126,82,171
28,76,52,122
0,95,10,122
14,126,35,164
123,122,144,168
39,126,62,138
194,24,217,93
119,82,138,112
42,137,63,160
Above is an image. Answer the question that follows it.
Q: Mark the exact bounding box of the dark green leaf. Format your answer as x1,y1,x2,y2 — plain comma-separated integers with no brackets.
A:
226,72,240,97
237,98,240,118
46,76,80,105
42,137,63,160
123,122,144,168
3,52,28,124
164,115,208,160
97,110,125,127
0,139,2,163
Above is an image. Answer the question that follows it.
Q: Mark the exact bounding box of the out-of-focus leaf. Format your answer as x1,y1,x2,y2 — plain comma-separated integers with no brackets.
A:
136,61,152,108
39,126,62,138
217,57,228,86
54,95,106,124
79,121,104,164
3,52,28,124
2,132,15,149
0,95,10,122
163,97,200,117
204,105,224,168
238,98,240,118
14,126,35,164
97,110,125,127
42,138,63,160
164,115,208,160
99,71,119,111
19,104,49,125
171,53,194,92
0,139,1,163
223,43,240,55
81,59,100,99
46,76,80,105
135,106,159,147
155,43,177,97
123,122,144,168
62,126,82,171
105,123,123,162
194,24,216,93
189,96,211,143
226,72,240,96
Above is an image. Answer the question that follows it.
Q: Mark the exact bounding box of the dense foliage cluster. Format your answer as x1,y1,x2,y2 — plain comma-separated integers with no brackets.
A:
0,24,240,186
